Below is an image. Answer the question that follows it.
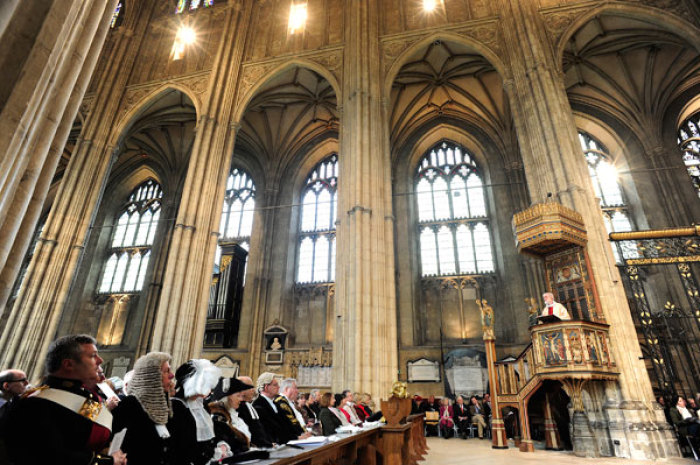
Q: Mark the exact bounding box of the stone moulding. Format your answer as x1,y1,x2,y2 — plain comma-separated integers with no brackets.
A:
513,202,587,255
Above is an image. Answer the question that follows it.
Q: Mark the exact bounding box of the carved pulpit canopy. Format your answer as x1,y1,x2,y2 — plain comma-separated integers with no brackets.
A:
513,202,587,256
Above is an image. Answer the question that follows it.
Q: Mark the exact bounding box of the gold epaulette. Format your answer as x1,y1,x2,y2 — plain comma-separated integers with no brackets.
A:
21,384,49,399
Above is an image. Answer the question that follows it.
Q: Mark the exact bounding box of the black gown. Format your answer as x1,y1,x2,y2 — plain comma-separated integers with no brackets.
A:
112,395,173,465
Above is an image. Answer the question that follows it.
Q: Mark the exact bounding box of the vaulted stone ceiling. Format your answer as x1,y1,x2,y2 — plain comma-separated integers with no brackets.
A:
115,89,197,189
563,15,700,144
390,39,515,162
236,67,339,173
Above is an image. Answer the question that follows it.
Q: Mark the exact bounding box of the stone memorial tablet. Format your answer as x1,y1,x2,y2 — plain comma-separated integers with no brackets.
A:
407,358,440,382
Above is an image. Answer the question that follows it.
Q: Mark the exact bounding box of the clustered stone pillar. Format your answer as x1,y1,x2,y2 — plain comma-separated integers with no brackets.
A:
149,1,254,366
333,0,399,400
0,0,126,380
0,0,120,319
497,0,677,458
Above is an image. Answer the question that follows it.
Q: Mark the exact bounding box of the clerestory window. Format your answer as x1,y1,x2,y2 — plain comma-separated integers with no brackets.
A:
297,154,337,284
98,179,162,294
415,141,494,276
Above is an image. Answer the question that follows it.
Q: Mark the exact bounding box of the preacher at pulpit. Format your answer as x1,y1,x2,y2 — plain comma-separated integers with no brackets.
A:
540,292,571,321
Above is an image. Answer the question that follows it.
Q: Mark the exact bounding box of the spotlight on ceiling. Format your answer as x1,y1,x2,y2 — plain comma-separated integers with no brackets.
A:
177,26,196,45
423,0,437,12
288,1,308,35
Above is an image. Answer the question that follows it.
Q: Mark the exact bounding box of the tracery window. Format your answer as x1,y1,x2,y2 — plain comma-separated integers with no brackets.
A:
297,154,337,284
579,131,635,260
219,167,256,250
415,141,494,276
176,0,214,13
678,110,700,197
98,180,162,294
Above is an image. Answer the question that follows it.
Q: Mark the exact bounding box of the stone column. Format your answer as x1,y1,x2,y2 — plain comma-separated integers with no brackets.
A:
332,0,398,400
0,0,121,318
149,1,254,366
497,0,677,458
0,0,120,284
0,1,151,381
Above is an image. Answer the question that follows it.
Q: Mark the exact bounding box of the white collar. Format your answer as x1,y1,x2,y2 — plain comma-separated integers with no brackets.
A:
261,393,277,413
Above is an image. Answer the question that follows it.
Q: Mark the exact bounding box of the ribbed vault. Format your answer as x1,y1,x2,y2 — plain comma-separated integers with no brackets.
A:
563,15,700,144
390,39,515,163
114,89,197,189
236,67,339,174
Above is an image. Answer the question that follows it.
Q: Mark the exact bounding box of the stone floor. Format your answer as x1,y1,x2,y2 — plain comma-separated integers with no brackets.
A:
423,437,697,464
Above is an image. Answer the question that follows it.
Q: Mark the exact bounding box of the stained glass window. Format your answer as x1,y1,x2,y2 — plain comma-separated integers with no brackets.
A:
98,180,162,294
579,131,636,261
176,0,214,13
416,141,494,276
297,154,338,283
110,3,123,28
678,111,700,197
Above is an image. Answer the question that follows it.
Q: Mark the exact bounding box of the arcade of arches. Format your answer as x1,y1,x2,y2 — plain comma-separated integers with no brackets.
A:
1,0,699,460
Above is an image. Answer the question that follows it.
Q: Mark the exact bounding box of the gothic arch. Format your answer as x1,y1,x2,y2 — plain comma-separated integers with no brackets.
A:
554,4,700,69
111,85,200,148
383,32,510,100
233,59,342,125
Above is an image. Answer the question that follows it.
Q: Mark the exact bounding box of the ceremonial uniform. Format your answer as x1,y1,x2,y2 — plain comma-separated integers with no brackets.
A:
6,376,114,465
209,400,250,454
275,394,306,436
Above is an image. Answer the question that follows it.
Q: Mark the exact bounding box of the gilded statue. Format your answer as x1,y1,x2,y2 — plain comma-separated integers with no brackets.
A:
476,299,495,340
391,381,408,399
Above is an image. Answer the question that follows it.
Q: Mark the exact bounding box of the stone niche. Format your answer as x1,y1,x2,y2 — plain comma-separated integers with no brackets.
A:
444,348,488,398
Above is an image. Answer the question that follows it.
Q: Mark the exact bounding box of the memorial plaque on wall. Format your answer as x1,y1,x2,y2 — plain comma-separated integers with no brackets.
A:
297,366,332,387
407,358,440,382
444,348,488,397
213,355,240,378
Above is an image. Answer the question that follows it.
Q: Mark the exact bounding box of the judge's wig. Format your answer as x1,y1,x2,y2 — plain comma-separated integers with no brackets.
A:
175,359,221,399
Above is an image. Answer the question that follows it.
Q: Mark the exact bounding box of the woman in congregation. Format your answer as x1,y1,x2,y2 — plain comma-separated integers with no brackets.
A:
111,352,176,465
168,359,222,465
208,377,255,455
318,392,346,436
439,398,455,438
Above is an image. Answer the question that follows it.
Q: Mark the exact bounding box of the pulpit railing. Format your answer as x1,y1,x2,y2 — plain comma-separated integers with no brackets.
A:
495,320,618,405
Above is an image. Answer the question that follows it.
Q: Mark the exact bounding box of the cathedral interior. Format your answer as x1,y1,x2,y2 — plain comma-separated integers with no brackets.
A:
1,0,700,459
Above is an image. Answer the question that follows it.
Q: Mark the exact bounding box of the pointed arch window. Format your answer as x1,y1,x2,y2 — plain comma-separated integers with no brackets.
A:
579,131,636,261
297,154,337,283
99,180,162,294
416,141,494,276
678,110,700,197
219,167,256,250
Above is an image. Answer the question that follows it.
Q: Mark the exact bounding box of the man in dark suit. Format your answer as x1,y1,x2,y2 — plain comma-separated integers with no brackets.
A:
252,372,305,444
237,376,274,447
669,395,699,441
453,395,470,439
5,334,127,465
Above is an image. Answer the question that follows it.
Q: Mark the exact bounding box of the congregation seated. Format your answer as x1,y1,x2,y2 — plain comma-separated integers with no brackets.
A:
319,392,345,435
439,398,455,438
453,396,470,439
468,395,488,439
0,332,402,465
669,395,700,445
236,375,275,448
